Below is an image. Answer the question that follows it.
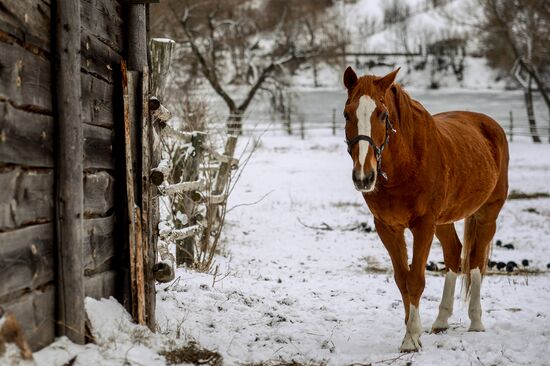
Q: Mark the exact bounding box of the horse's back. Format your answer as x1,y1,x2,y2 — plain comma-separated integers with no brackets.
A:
434,111,508,171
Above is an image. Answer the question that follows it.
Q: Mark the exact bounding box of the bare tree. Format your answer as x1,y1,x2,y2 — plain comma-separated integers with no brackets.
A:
478,0,550,142
151,0,346,134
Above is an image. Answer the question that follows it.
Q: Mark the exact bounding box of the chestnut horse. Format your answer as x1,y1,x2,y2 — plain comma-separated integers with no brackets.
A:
342,67,508,352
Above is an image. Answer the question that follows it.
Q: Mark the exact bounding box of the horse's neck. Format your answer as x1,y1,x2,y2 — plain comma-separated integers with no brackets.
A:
383,87,436,179
387,86,435,154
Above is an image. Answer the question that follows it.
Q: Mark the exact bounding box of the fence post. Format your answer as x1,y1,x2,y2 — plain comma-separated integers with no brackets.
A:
176,133,205,267
147,37,175,330
509,110,513,142
286,94,292,135
332,108,336,136
300,118,305,140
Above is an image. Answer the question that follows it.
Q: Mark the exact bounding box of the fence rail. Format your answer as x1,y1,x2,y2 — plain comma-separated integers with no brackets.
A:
233,109,550,142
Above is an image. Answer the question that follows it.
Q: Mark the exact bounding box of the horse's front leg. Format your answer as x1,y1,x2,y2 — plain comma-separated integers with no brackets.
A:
373,219,411,331
400,216,436,352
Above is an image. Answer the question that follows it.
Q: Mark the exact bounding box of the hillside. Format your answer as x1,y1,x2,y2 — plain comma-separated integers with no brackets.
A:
294,0,508,90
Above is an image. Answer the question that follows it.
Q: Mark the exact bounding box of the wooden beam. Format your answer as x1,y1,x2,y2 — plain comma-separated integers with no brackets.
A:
134,207,146,325
214,136,238,195
141,66,155,329
128,4,148,71
54,0,84,344
128,2,152,329
121,61,138,323
158,179,206,196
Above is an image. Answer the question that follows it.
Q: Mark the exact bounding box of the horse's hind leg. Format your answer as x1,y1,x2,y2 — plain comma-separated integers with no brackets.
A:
431,223,462,332
464,197,504,331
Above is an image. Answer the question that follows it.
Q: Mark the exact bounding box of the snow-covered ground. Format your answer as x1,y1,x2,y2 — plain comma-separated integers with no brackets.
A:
34,131,550,365
153,136,550,365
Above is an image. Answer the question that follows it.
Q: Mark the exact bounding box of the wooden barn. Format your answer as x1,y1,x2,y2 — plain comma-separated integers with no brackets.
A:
0,0,161,352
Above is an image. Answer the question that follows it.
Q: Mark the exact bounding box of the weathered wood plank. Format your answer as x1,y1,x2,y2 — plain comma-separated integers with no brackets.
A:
0,102,54,167
81,30,121,83
84,270,117,300
0,100,114,170
83,124,114,170
0,168,113,231
0,0,51,51
3,284,55,351
0,0,124,53
0,40,51,111
54,0,85,343
0,168,53,231
84,171,114,217
83,216,115,276
81,72,115,128
0,224,54,299
0,217,115,299
122,61,139,322
80,0,124,53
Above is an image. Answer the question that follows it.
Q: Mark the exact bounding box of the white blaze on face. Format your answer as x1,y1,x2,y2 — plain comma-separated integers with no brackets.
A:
355,95,377,179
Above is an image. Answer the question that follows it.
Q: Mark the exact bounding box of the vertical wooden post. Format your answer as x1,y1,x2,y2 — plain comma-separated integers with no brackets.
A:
176,133,206,266
214,136,238,195
54,0,84,344
150,38,176,101
128,2,154,329
122,62,139,323
149,38,176,304
332,108,336,136
141,67,154,328
300,118,305,140
128,4,148,72
509,110,514,142
286,94,293,135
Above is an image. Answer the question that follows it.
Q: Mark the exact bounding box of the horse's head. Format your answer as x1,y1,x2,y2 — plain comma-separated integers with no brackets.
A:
343,66,399,193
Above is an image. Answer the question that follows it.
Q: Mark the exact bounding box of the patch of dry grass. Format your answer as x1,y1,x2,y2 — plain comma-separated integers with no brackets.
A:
508,190,550,200
160,341,222,365
241,361,328,366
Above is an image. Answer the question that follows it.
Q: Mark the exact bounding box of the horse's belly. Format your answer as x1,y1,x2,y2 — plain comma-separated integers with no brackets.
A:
436,172,498,224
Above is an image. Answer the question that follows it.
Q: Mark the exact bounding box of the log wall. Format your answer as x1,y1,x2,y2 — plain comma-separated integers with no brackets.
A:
0,0,127,350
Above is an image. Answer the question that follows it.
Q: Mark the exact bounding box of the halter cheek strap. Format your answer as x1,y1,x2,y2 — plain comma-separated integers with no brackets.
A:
345,115,396,180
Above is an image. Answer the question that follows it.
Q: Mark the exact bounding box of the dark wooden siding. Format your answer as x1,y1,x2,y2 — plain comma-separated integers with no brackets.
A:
0,0,126,350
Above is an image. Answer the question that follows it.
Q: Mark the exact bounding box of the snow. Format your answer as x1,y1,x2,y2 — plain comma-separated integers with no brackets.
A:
33,298,176,366
150,135,550,365
152,38,176,44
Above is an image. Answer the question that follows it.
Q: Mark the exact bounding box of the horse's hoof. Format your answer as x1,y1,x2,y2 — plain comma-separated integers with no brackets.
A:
468,322,485,332
431,319,449,333
399,333,422,353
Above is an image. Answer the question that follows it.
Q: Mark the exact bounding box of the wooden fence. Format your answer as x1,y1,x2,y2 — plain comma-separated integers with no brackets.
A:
235,109,550,142
149,103,239,281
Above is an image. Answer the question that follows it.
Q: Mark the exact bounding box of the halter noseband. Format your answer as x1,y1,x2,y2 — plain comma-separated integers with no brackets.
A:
345,112,396,180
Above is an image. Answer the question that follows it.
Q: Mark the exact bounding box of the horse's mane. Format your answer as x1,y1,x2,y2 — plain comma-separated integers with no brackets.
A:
389,83,433,134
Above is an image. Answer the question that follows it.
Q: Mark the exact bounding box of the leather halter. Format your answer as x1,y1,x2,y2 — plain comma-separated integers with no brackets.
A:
345,111,396,180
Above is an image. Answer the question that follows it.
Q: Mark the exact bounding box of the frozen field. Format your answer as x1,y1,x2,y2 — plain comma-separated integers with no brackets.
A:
153,135,549,365
35,110,550,365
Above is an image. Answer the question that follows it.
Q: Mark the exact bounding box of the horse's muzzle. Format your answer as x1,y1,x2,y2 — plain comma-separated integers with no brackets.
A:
352,169,376,192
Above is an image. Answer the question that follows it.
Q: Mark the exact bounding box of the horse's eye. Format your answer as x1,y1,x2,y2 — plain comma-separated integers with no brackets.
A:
343,112,349,121
380,111,388,122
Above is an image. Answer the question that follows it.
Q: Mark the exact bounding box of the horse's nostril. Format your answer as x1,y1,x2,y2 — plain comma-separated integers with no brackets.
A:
367,170,375,182
352,170,359,183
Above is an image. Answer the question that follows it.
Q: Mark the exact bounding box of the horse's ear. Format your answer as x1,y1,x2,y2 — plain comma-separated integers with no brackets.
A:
376,67,400,90
343,66,358,90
